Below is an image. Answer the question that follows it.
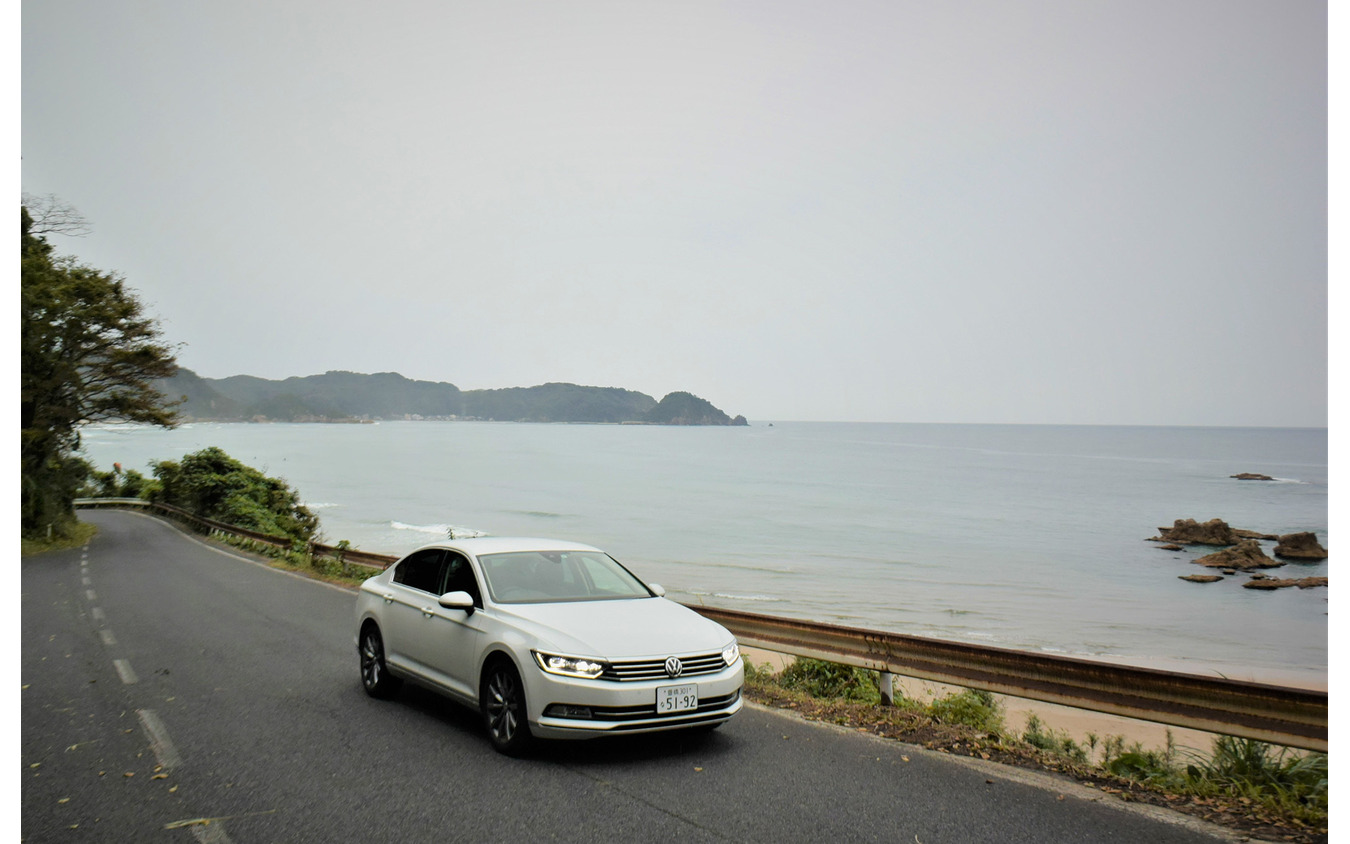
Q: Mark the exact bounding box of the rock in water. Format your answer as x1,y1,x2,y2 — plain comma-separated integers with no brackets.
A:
1194,540,1284,570
1243,577,1328,591
1154,518,1239,546
1273,532,1329,560
1230,473,1275,481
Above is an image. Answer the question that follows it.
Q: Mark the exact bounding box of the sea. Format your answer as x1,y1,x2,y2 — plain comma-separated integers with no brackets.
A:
78,421,1329,687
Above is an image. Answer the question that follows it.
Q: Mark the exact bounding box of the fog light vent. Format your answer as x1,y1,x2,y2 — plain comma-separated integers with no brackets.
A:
545,704,594,719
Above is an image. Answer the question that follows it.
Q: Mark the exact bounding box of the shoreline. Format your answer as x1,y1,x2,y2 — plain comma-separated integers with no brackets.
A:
741,647,1324,759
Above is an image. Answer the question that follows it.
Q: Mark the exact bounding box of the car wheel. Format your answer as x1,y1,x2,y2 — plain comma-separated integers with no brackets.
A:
481,659,533,755
359,625,401,699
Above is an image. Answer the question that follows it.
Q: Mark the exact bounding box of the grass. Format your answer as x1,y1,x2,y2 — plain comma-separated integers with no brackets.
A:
212,531,378,588
743,657,1328,842
21,521,98,556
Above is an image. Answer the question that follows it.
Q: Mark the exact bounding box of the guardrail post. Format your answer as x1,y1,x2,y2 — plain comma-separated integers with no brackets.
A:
880,671,894,706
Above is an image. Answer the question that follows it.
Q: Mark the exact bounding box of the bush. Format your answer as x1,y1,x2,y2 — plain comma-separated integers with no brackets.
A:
1181,737,1327,816
147,447,318,543
778,658,881,704
932,689,1005,733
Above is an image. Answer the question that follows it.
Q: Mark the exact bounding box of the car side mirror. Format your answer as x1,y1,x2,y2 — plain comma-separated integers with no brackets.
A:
438,590,475,614
647,583,666,597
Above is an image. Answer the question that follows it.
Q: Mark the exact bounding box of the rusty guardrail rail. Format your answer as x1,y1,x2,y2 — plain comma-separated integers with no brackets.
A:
76,498,1327,751
689,605,1327,752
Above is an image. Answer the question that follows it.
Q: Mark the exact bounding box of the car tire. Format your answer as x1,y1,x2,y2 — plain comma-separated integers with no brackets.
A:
359,625,402,699
481,659,533,755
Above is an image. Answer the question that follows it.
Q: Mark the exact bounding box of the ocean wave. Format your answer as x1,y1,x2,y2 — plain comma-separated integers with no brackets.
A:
390,521,487,538
303,502,341,510
711,592,783,603
682,589,782,603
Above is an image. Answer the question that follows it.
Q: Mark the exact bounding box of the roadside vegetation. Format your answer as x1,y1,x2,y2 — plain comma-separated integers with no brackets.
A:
21,197,178,542
744,658,1327,843
210,532,377,589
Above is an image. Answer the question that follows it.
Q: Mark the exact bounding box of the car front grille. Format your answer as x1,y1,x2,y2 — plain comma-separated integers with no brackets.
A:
601,652,727,682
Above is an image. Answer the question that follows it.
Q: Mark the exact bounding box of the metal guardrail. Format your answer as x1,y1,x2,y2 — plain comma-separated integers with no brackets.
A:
76,498,1327,752
690,605,1327,752
74,498,399,570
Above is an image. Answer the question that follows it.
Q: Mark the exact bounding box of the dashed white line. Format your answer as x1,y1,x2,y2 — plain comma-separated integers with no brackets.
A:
91,607,106,622
136,709,183,769
99,629,117,646
113,659,139,685
85,590,97,602
82,576,92,586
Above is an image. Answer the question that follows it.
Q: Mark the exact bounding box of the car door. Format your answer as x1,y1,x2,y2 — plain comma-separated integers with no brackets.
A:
384,548,447,674
419,551,486,698
388,549,485,701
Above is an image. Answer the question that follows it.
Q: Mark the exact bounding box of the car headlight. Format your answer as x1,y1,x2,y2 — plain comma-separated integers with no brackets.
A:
532,651,606,679
722,640,740,667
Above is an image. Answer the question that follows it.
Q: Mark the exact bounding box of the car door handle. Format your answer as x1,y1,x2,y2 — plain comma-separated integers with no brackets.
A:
421,607,435,618
380,593,394,604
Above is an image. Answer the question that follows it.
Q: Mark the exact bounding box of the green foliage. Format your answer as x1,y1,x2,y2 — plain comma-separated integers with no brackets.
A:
21,520,99,557
778,658,881,703
1021,713,1088,762
21,202,178,537
931,689,1005,733
148,447,318,542
1179,737,1327,816
80,463,153,499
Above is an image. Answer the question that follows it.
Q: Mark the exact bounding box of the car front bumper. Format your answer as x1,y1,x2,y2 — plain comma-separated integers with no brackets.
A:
524,661,745,739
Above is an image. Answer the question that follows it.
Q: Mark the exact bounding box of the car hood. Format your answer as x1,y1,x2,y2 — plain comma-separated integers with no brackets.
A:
495,598,732,659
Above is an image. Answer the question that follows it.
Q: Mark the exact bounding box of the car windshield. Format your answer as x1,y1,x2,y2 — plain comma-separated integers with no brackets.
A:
477,550,653,604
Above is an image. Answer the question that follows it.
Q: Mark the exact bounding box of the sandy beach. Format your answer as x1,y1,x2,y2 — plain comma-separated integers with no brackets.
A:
741,647,1324,762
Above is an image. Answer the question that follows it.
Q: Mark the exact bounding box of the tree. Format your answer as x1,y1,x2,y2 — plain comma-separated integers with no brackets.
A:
147,447,319,542
21,202,180,537
21,193,93,239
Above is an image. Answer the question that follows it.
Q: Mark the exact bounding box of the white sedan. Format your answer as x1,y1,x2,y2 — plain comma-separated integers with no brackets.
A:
354,537,744,754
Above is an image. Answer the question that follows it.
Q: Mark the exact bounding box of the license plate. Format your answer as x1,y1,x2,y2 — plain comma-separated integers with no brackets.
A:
656,684,698,713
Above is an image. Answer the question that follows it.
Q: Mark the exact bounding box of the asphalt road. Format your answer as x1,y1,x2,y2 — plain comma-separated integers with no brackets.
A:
22,510,1238,843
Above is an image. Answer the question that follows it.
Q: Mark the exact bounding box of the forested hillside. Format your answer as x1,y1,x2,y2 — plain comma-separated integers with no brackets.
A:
157,369,747,426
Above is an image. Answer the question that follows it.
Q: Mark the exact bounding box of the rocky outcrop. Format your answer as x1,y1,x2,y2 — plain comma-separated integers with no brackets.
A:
1193,540,1285,570
1242,576,1328,591
1152,518,1239,546
1231,473,1275,481
1273,532,1329,560
1179,574,1223,583
1234,529,1278,541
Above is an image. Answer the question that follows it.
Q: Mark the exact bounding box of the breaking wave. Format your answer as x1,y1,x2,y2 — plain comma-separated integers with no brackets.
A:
390,521,487,539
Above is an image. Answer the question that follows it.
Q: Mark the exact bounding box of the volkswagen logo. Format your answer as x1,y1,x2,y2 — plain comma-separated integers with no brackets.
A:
664,656,683,678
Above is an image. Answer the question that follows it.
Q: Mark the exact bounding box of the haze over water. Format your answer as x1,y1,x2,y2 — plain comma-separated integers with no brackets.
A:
81,421,1327,686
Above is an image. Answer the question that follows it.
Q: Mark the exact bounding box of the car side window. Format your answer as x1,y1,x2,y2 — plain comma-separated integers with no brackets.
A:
393,549,447,594
443,552,483,607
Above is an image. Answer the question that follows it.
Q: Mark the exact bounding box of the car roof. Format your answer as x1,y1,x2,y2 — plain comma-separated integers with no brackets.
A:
418,537,606,557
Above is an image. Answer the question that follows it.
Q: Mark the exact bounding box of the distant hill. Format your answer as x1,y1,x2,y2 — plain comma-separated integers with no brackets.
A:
156,369,748,426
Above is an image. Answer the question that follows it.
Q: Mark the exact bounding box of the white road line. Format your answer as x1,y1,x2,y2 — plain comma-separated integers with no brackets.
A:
99,629,116,646
82,577,92,586
113,659,139,685
136,709,183,769
91,607,106,622
85,590,97,602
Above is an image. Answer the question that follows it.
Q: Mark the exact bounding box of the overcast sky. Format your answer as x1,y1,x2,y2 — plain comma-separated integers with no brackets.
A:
22,0,1328,426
